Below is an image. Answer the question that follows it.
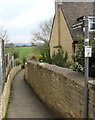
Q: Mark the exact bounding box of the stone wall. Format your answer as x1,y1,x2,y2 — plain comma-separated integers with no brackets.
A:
25,61,95,119
0,65,21,119
6,60,12,78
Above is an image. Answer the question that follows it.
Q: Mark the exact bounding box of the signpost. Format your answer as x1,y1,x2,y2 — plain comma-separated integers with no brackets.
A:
72,16,95,119
84,16,95,119
84,16,89,119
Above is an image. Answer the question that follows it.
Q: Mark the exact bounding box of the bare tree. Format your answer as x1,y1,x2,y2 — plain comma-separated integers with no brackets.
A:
31,18,53,45
0,26,9,44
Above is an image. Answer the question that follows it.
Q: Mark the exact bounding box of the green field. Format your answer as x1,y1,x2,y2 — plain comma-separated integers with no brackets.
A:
5,46,42,59
17,46,41,59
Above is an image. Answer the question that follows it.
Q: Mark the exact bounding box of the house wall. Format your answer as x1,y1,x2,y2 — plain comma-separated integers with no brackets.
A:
50,7,73,60
50,8,60,57
59,9,73,60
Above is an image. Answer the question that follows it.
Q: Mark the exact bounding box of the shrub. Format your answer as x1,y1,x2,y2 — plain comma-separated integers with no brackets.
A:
38,46,52,64
29,56,37,61
72,38,84,72
22,57,27,65
5,48,19,59
13,50,19,59
35,45,71,68
72,35,95,77
15,58,22,65
52,49,71,68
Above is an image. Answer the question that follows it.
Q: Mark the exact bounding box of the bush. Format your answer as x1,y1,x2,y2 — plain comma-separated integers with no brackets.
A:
29,56,37,61
34,45,71,68
72,35,95,77
13,50,19,59
38,46,52,64
72,37,84,72
22,57,27,64
15,58,22,65
5,48,19,59
52,49,71,68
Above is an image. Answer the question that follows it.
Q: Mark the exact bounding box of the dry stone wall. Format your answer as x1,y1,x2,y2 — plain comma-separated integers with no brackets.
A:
25,61,95,119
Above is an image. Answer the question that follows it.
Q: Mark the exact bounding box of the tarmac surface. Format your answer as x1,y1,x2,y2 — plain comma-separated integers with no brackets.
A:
8,69,53,118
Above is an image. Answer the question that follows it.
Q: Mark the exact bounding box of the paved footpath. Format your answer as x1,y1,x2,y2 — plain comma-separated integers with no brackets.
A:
8,69,53,118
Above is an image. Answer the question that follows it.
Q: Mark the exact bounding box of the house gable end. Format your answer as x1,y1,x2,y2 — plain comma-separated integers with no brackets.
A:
50,9,61,56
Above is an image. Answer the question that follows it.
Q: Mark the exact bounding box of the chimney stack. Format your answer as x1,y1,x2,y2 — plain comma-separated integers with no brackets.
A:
55,0,63,13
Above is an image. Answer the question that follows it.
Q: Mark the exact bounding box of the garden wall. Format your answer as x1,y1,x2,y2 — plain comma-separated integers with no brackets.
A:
0,65,21,119
25,61,95,119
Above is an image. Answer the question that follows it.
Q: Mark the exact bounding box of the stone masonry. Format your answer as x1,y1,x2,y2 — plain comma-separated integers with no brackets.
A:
25,61,95,119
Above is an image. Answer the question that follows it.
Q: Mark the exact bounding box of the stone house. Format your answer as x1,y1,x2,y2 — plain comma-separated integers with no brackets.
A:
50,2,93,60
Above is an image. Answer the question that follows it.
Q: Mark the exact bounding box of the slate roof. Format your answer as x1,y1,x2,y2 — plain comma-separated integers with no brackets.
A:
60,2,94,42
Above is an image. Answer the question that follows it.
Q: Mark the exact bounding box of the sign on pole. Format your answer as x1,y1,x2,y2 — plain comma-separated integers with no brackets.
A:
85,46,92,58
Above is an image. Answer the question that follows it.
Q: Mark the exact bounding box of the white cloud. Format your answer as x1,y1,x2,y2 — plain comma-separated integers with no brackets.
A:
11,0,54,27
0,19,4,25
0,0,55,43
10,34,31,43
56,0,94,2
11,10,35,27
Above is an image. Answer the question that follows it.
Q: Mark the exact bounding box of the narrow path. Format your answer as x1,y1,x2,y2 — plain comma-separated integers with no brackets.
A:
8,69,53,118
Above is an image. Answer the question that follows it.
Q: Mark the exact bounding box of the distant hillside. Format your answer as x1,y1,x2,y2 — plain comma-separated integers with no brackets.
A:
15,43,32,47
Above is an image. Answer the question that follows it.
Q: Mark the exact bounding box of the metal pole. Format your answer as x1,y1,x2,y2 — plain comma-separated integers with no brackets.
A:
84,16,89,119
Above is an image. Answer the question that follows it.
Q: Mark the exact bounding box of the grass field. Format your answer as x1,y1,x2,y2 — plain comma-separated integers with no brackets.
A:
5,46,42,59
17,46,41,59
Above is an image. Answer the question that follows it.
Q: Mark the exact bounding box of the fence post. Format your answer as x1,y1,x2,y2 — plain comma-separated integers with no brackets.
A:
0,39,6,94
0,38,2,96
12,56,15,68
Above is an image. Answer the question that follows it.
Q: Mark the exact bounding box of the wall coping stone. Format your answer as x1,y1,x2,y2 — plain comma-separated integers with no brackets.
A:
27,60,95,87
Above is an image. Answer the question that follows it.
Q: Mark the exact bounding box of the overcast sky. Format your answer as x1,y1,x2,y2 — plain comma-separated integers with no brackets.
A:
0,0,55,43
